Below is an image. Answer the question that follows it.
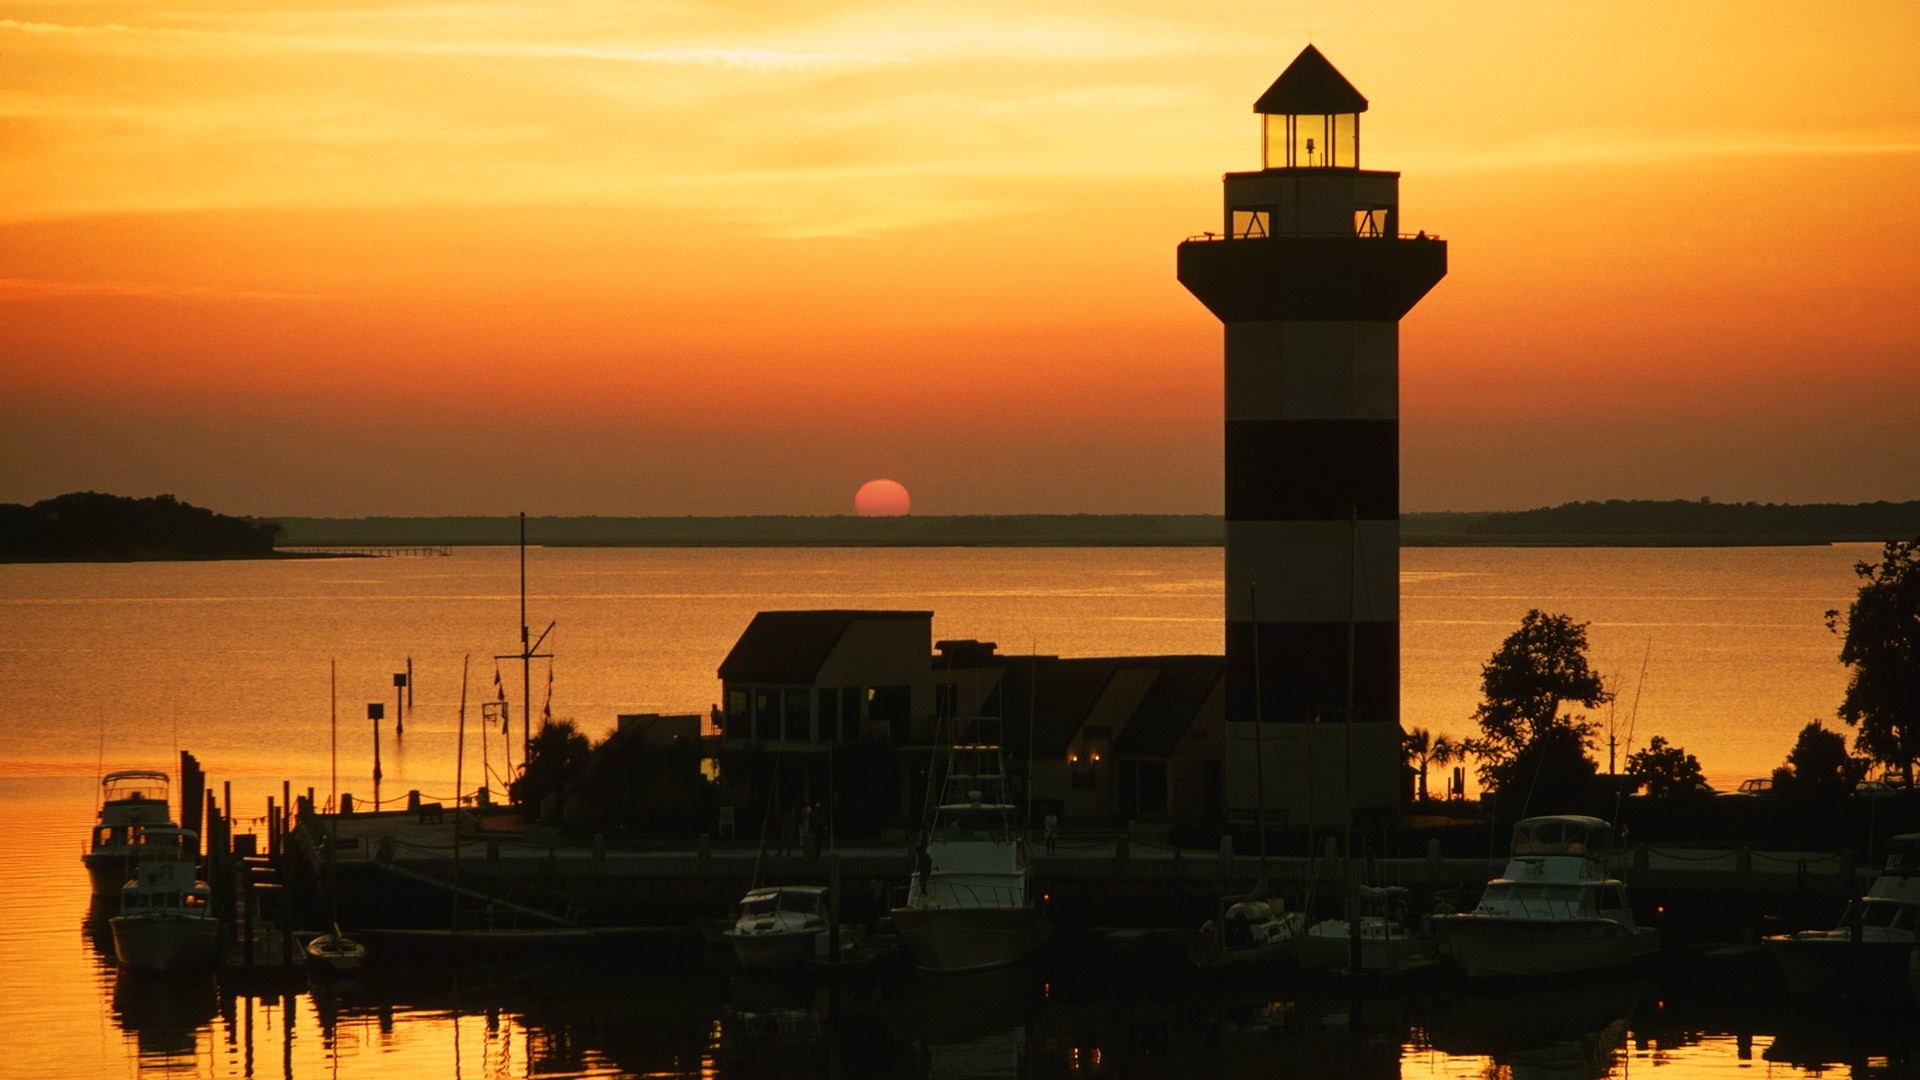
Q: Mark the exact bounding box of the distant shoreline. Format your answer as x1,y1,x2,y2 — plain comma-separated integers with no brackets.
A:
266,501,1920,550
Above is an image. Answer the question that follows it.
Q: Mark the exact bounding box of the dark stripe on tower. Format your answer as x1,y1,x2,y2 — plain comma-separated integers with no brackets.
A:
1224,419,1397,521
1224,621,1398,726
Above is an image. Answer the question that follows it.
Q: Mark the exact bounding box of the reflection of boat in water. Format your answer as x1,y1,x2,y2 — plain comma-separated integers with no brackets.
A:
892,722,1050,974
726,885,829,970
84,769,175,900
1429,815,1659,981
892,962,1039,1079
1189,896,1306,973
112,964,219,1056
109,826,217,975
1764,831,1919,1000
1423,975,1649,1058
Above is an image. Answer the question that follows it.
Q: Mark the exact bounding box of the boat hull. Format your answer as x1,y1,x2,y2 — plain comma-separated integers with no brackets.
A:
1764,933,1916,999
890,906,1050,974
110,915,218,975
84,851,138,900
1432,915,1658,980
726,928,822,970
306,934,368,976
1295,928,1422,974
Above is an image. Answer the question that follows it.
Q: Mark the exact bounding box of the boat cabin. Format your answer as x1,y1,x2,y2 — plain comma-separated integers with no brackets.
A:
1510,815,1611,863
738,886,828,919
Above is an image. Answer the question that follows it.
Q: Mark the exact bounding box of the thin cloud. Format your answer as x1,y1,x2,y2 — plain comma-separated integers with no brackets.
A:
0,278,328,302
0,18,900,70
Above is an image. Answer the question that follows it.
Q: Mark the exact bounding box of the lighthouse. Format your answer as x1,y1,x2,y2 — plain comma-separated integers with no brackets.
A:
1178,46,1446,828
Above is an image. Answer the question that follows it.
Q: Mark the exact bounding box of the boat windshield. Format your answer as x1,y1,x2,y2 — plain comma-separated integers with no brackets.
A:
1512,817,1608,859
1848,899,1917,930
1884,837,1920,876
102,772,169,803
935,805,1013,842
741,890,822,916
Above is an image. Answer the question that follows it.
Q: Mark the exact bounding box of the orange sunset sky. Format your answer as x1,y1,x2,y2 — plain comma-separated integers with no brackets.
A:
2,1,1917,517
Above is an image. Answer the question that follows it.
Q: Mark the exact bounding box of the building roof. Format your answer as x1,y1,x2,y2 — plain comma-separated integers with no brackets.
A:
1253,44,1368,115
994,655,1223,758
717,610,931,684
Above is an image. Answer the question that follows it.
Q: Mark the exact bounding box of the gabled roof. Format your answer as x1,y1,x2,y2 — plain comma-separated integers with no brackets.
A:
994,655,1224,758
1254,44,1368,115
717,610,931,684
1113,655,1225,756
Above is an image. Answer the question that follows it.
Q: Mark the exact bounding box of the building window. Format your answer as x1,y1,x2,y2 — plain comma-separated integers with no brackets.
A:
1232,208,1270,239
819,690,839,741
783,688,811,741
753,688,780,741
1133,762,1168,815
1071,768,1097,791
841,687,863,741
870,685,911,745
934,683,957,720
725,688,748,736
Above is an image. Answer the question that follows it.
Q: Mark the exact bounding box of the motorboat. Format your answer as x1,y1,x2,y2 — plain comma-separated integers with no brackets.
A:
891,722,1050,974
84,769,175,900
305,930,369,976
1429,814,1659,980
1764,831,1920,999
1188,896,1307,973
108,826,218,975
1296,885,1432,974
724,885,830,970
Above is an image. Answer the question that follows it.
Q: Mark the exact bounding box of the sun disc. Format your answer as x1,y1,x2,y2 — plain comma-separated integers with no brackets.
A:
854,478,911,517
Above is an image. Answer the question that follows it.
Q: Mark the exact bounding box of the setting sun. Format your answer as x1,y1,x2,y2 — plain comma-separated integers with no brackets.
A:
854,479,911,517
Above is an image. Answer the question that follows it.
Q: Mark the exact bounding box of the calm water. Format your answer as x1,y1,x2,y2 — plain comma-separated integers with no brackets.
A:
0,544,1899,1078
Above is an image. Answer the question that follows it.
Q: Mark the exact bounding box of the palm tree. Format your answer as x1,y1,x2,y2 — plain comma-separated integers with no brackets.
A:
1405,727,1466,803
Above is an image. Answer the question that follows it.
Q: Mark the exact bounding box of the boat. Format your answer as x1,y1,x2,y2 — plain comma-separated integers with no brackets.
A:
724,885,830,970
1296,885,1432,974
84,769,176,899
890,721,1050,974
1429,814,1659,981
1188,896,1307,973
305,930,369,976
1763,831,1920,999
108,826,218,975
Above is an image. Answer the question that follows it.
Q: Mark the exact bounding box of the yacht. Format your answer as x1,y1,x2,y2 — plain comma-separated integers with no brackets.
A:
1429,814,1659,980
1765,832,1920,999
891,725,1050,974
109,826,218,975
84,770,175,899
725,885,830,970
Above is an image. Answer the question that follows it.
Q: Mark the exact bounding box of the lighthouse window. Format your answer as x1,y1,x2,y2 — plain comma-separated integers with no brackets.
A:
1232,209,1270,239
1354,208,1391,238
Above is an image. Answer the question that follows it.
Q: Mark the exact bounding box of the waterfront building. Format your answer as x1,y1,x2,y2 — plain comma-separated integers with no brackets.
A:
1177,46,1447,828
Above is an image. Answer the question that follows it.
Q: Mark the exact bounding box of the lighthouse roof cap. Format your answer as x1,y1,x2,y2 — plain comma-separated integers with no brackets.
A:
1254,44,1369,115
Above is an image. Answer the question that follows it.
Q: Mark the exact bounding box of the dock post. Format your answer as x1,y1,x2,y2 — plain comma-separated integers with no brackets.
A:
592,832,606,869
697,832,711,866
1736,845,1752,877
267,797,279,859
1114,833,1129,870
828,853,842,958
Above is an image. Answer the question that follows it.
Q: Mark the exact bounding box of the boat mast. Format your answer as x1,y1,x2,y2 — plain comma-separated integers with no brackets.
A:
1344,504,1360,973
1250,583,1268,898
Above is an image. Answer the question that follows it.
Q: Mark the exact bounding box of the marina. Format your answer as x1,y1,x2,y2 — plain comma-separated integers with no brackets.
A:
5,543,1919,1076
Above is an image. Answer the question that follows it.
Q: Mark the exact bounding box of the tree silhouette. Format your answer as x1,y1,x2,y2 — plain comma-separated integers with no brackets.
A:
1771,719,1866,801
1466,609,1612,793
1403,726,1463,802
1826,537,1920,787
1625,735,1708,799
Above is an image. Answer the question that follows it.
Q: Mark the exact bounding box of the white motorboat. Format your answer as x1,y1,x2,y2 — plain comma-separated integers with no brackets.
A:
725,885,830,970
1429,814,1659,981
1764,832,1920,999
109,826,218,975
1296,885,1432,974
891,725,1050,974
1189,897,1307,973
84,769,175,900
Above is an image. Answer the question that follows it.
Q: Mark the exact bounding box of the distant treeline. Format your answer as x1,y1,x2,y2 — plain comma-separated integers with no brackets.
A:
1409,498,1920,546
271,499,1920,548
0,492,281,561
274,514,1222,548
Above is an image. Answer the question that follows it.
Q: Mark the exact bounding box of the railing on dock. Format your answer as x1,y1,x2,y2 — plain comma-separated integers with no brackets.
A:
278,545,453,557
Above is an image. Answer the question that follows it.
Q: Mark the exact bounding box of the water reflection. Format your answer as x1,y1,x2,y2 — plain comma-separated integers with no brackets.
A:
112,966,219,1057
65,944,1920,1078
